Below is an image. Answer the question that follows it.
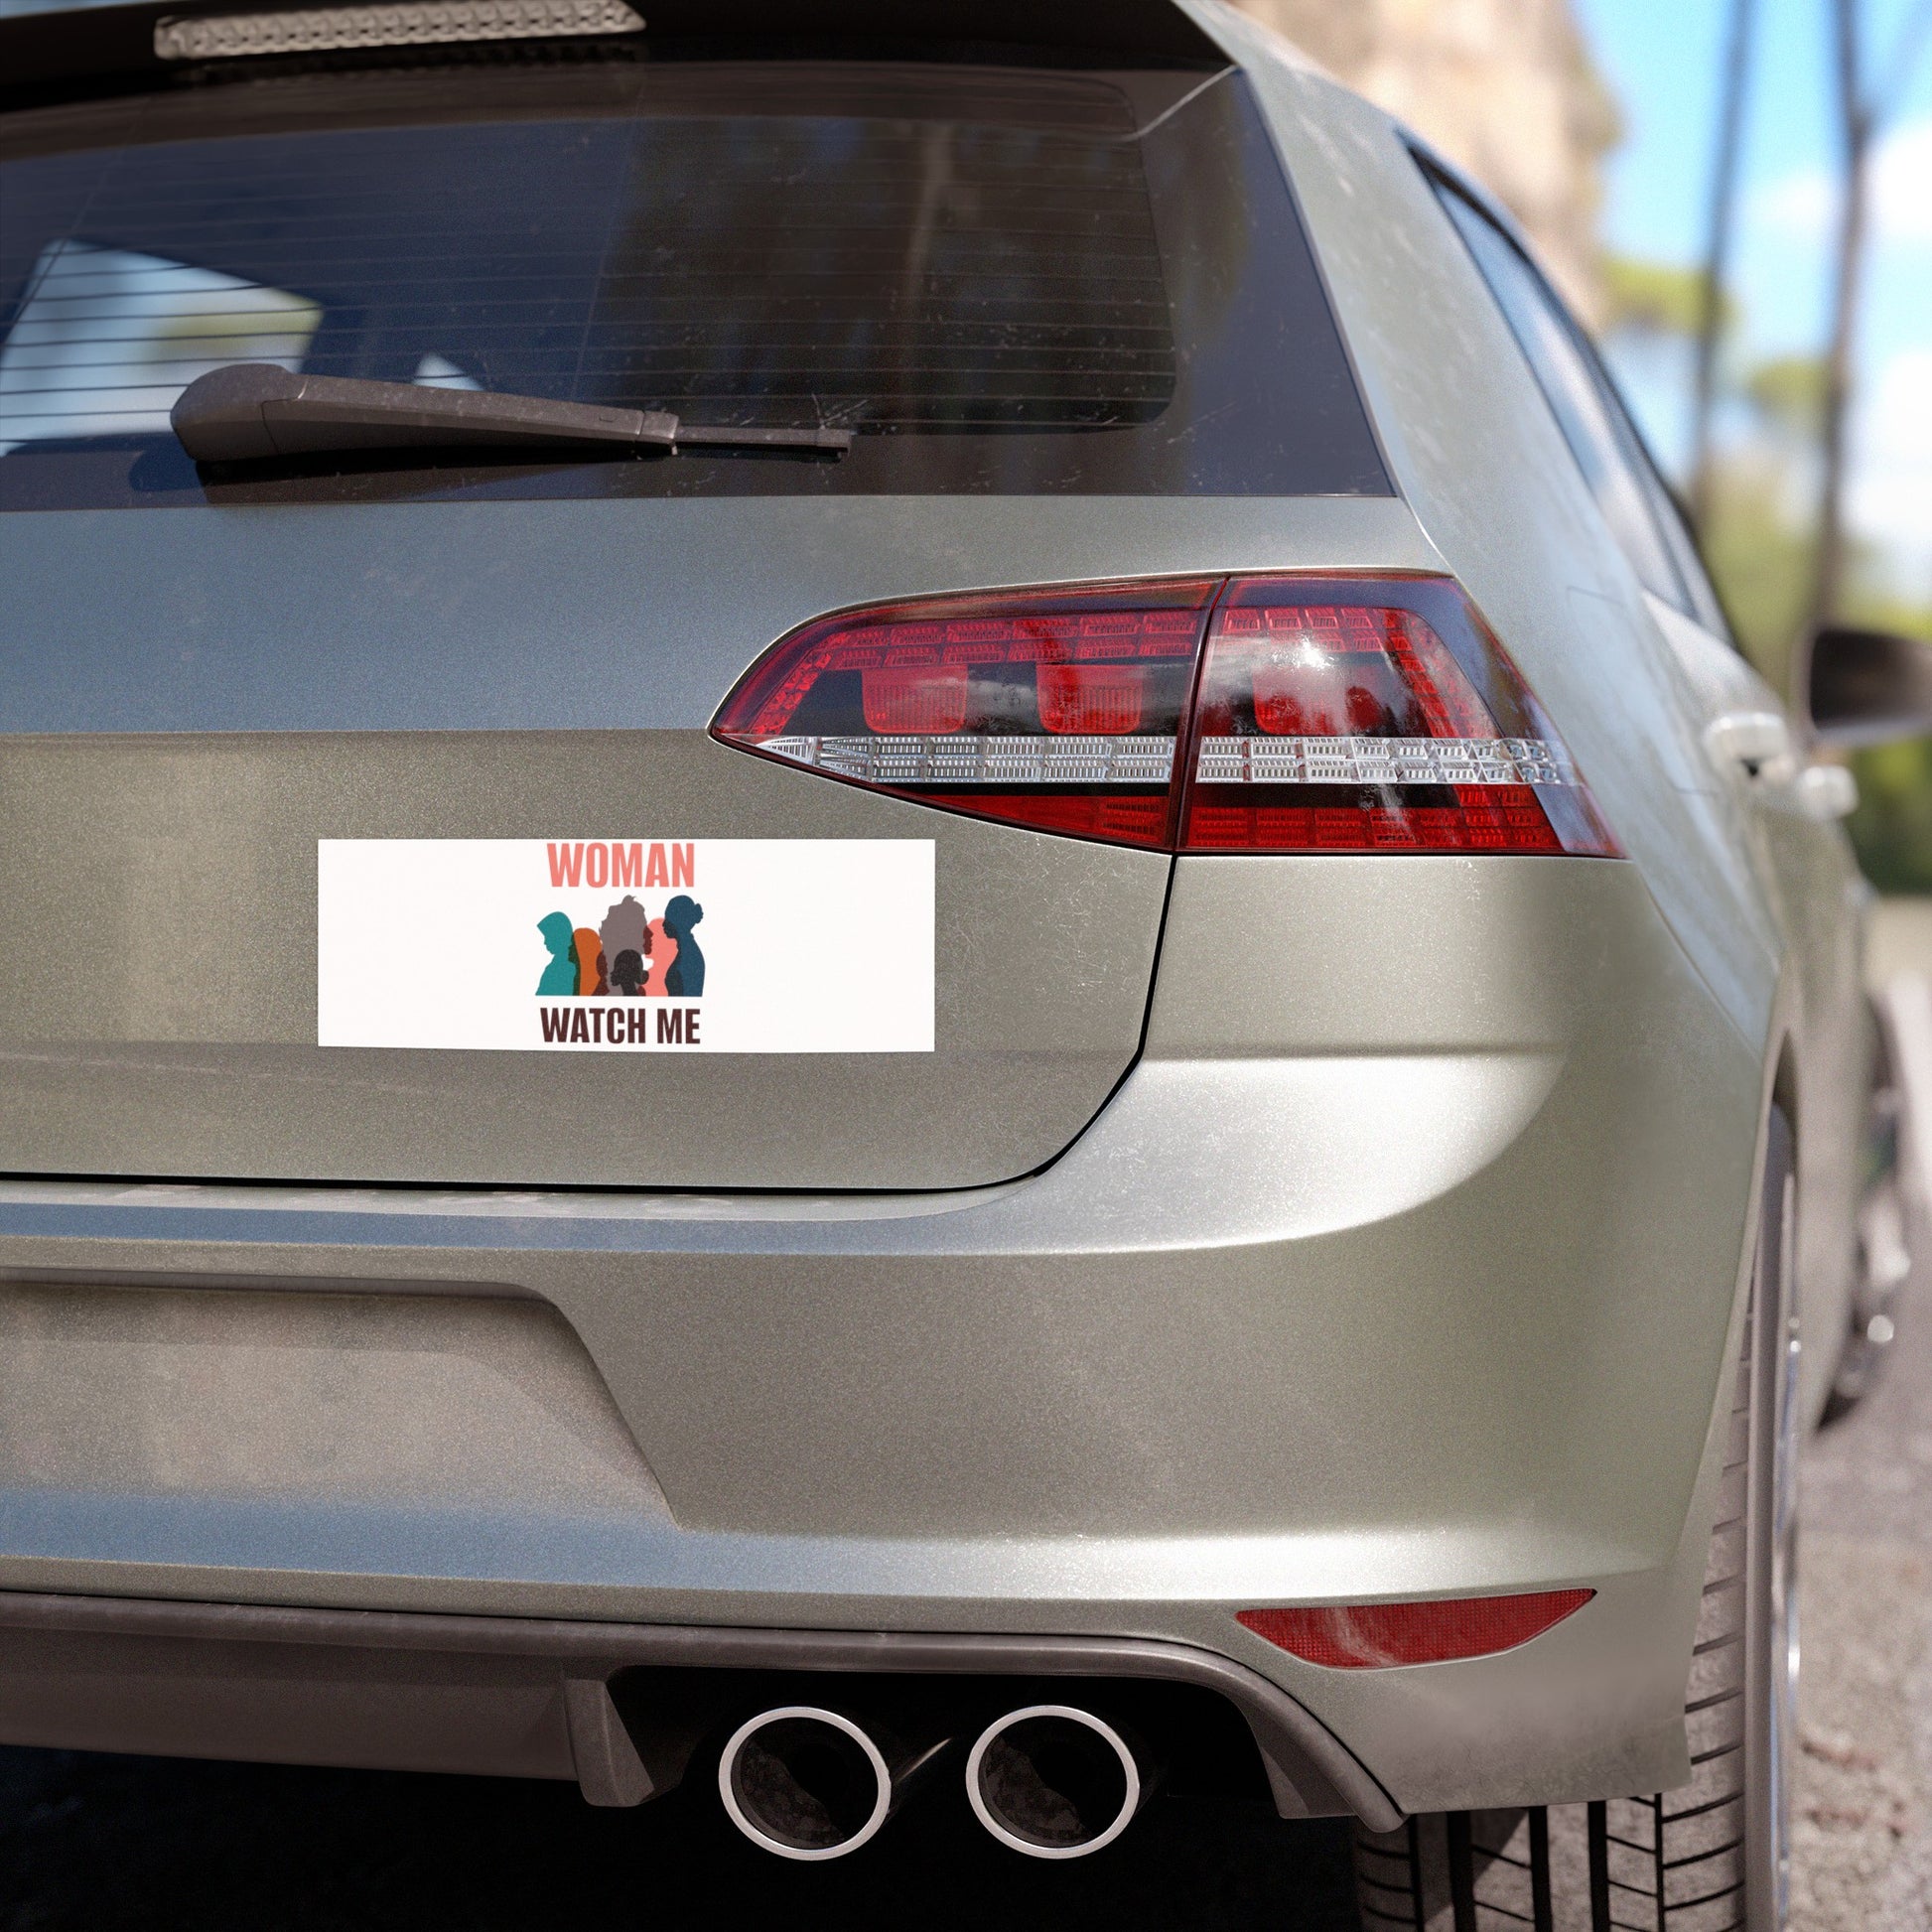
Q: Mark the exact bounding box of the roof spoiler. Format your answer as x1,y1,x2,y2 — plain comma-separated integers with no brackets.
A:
1,0,1228,105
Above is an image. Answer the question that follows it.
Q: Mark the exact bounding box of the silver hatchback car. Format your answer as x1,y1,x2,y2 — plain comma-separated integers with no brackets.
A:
1,2,1924,1925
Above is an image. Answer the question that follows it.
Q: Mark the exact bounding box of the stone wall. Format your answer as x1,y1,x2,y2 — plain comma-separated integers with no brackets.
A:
1232,0,1618,320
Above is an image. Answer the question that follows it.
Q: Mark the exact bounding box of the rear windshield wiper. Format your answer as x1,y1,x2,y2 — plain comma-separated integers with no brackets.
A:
170,363,852,464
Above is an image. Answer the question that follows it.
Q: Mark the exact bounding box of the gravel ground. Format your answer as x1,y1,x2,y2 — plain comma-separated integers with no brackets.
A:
5,971,1931,1929
1795,909,1932,1930
1792,1024,1932,1919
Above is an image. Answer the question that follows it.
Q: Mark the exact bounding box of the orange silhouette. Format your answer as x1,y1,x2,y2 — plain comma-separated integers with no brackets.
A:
573,927,607,997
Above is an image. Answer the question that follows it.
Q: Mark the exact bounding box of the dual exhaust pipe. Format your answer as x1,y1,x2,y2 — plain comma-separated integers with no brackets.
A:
718,1702,1147,1862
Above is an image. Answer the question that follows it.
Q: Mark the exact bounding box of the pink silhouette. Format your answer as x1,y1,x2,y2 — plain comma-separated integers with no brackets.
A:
644,917,679,997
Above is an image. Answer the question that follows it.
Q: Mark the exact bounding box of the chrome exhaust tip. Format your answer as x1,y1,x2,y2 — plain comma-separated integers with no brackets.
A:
717,1706,894,1861
965,1704,1145,1859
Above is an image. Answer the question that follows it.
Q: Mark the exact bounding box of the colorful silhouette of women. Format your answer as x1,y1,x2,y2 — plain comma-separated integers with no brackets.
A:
610,948,646,997
663,896,705,996
600,896,648,972
573,927,607,997
536,912,579,996
643,919,677,997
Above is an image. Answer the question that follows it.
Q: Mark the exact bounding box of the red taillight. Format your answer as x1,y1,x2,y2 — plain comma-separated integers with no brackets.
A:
713,579,1216,850
712,575,1620,857
1237,1589,1594,1669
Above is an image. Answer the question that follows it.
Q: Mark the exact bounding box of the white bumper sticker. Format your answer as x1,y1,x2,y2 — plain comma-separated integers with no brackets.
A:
318,839,935,1052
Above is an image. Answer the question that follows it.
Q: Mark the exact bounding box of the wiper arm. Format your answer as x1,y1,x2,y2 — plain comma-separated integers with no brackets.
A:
170,363,852,463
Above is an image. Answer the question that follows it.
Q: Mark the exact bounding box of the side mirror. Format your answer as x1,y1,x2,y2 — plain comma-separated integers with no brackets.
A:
1805,624,1932,750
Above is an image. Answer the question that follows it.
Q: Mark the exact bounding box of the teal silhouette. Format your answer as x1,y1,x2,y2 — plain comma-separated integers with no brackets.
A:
536,911,579,995
663,896,705,996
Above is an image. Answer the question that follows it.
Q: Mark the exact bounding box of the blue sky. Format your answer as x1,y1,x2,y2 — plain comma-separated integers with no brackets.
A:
1577,0,1932,589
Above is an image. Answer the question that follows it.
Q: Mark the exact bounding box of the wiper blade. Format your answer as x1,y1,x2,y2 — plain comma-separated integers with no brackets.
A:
170,364,852,463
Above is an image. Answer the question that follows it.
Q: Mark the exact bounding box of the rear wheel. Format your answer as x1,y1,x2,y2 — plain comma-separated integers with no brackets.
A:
1825,1005,1913,1421
1353,1110,1797,1931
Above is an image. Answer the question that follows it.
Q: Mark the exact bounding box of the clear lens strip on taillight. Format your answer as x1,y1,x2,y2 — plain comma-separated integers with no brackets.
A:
712,575,1620,858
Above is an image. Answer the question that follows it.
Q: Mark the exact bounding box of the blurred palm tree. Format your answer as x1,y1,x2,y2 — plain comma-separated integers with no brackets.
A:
1813,0,1932,633
1690,0,1756,538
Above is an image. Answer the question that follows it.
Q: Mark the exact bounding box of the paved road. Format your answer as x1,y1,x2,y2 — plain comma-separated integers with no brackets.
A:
7,994,1932,1930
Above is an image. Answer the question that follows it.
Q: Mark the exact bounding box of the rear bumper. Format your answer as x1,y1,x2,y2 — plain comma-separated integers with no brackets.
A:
0,858,1767,1815
0,1588,1395,1828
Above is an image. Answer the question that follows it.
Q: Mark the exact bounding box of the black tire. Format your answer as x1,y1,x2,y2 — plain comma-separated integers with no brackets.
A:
1352,1110,1797,1932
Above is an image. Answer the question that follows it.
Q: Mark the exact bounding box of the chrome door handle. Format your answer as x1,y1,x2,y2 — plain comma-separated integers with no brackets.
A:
1702,711,1855,818
1793,763,1859,820
1704,710,1792,773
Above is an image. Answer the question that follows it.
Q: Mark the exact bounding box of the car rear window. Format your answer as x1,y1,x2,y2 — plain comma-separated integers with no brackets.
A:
0,57,1390,508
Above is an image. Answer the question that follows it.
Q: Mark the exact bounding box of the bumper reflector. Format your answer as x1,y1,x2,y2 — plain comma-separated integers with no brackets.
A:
1237,1588,1594,1668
